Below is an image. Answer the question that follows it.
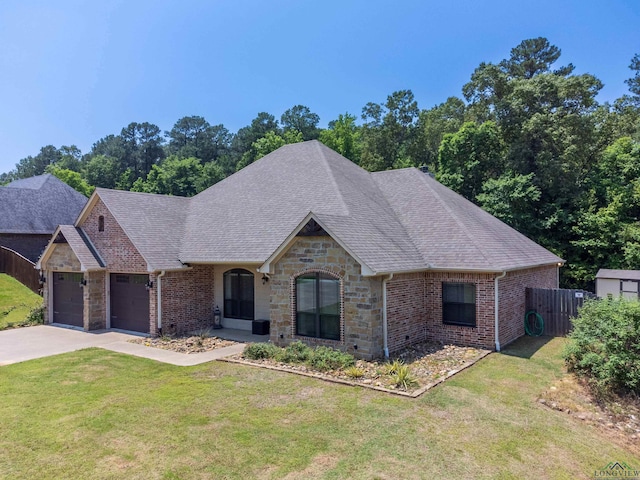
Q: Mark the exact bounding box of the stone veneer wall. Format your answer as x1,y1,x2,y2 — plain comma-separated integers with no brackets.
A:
270,237,383,360
80,198,147,273
148,265,215,336
497,265,558,348
84,271,106,330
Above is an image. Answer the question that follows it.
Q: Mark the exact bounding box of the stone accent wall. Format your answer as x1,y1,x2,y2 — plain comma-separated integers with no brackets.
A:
497,265,558,348
386,273,427,353
270,237,383,360
45,244,82,272
424,272,496,349
0,233,51,263
148,265,215,336
79,198,147,273
84,271,106,330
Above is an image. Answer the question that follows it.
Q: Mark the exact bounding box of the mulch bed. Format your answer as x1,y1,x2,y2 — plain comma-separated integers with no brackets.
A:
128,335,490,397
128,335,238,354
226,341,491,397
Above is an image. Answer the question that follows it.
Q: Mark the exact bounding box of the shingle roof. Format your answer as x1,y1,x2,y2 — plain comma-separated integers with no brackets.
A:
0,174,88,234
372,168,563,271
595,269,640,281
94,188,190,271
86,140,562,274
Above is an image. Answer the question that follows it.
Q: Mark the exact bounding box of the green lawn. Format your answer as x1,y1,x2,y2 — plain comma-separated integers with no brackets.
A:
0,273,43,329
0,337,637,479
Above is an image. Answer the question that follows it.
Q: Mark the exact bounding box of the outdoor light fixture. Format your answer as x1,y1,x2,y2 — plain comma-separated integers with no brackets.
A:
39,273,46,284
79,278,87,287
261,274,270,285
145,280,154,290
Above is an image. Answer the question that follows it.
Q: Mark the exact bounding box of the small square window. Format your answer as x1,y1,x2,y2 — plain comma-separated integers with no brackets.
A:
442,283,476,327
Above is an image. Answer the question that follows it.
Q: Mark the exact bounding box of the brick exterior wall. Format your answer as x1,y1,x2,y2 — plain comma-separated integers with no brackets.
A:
148,265,216,336
270,237,383,360
385,266,559,352
79,199,147,273
0,233,51,263
386,273,427,352
497,265,558,348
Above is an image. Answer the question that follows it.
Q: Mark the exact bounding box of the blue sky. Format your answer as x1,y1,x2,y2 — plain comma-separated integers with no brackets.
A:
0,0,638,175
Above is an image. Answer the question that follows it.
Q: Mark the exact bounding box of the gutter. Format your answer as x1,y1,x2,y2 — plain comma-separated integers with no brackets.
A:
157,270,166,332
494,271,507,351
382,273,394,358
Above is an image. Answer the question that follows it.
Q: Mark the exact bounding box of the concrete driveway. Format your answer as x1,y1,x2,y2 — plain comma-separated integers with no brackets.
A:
0,325,245,366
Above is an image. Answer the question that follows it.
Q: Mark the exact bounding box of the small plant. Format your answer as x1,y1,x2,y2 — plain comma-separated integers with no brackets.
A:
345,366,365,379
196,328,210,340
391,363,419,390
244,342,280,360
383,359,404,376
276,341,312,363
24,305,44,326
159,333,174,342
308,346,355,371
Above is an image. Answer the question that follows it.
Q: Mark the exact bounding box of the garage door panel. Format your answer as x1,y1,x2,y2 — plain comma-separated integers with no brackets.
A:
53,272,84,327
110,274,150,333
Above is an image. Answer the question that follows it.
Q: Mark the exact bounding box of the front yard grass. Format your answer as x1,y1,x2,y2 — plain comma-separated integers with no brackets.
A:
1,336,638,479
0,273,42,329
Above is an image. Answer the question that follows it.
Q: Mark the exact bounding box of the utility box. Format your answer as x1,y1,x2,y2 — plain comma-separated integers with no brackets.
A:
252,319,270,335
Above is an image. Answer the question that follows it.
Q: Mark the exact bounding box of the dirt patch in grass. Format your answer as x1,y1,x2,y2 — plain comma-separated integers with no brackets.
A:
539,374,640,454
227,341,491,397
128,334,238,353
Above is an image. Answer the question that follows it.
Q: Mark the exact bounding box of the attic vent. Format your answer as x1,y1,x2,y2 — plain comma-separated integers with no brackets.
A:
419,165,435,178
297,219,329,237
53,232,67,244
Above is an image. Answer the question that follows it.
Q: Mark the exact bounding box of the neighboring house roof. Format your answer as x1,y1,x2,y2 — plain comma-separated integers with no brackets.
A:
0,174,88,234
595,269,640,281
36,225,105,271
66,140,562,275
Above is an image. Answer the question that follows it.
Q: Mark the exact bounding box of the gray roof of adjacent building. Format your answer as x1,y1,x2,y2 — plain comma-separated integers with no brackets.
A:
595,269,640,281
0,174,88,234
76,141,563,274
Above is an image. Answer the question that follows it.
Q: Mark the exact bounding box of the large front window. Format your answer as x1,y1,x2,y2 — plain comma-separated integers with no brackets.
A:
442,283,476,327
223,269,254,320
296,272,340,340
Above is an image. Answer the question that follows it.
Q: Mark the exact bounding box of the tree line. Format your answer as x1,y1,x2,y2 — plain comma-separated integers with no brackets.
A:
2,37,639,289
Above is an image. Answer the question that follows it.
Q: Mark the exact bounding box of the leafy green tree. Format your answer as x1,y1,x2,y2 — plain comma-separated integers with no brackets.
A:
121,122,165,177
132,156,203,197
477,172,541,234
281,105,320,140
360,90,419,171
196,162,226,192
45,165,94,197
15,145,61,178
82,155,122,189
166,116,230,163
230,112,279,159
436,121,504,200
236,130,303,171
319,113,361,162
56,145,83,171
625,53,640,105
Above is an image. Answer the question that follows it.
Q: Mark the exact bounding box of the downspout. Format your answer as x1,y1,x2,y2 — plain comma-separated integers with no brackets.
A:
382,273,394,358
157,270,166,333
494,271,507,352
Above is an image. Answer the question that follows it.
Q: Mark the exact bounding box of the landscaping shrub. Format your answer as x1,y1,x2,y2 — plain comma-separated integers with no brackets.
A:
276,341,312,363
24,305,45,326
564,298,640,395
243,342,279,360
308,346,355,371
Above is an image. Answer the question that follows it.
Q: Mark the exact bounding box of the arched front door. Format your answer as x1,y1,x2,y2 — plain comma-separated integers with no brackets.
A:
223,269,254,320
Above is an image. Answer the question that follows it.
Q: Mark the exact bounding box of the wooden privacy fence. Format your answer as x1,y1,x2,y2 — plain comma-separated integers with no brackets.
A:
0,246,40,293
525,287,596,336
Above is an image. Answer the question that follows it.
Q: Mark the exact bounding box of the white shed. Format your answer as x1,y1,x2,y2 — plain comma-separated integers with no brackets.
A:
595,269,640,299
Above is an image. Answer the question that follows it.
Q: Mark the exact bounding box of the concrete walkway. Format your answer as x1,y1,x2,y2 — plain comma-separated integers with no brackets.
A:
0,325,246,367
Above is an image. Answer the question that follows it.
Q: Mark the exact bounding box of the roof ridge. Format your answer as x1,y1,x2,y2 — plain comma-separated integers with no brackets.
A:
97,187,191,201
313,141,350,216
413,169,495,268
